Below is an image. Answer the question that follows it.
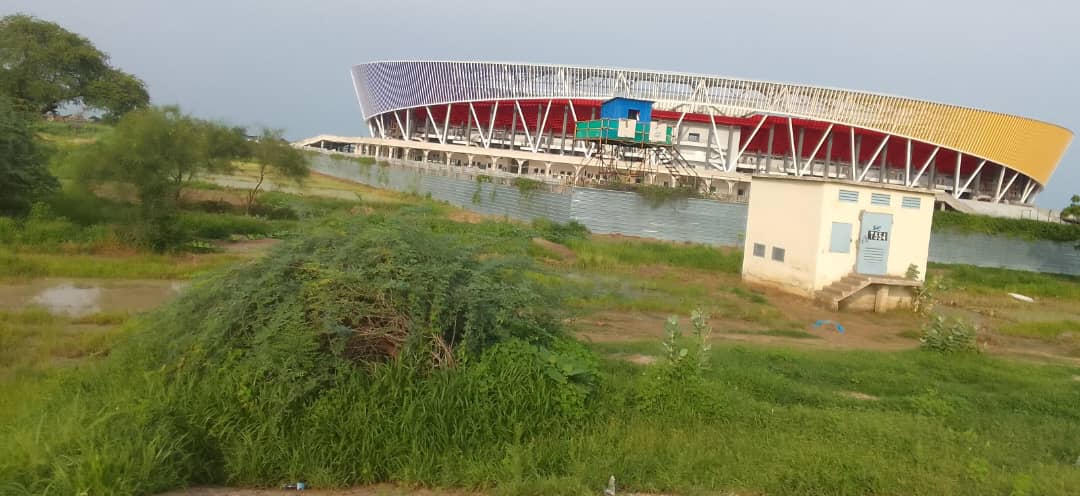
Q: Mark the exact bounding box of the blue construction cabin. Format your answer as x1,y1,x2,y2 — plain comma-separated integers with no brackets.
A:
599,97,653,122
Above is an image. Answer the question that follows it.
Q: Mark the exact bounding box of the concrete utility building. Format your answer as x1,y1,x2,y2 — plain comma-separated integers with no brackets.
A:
331,61,1072,208
742,177,934,311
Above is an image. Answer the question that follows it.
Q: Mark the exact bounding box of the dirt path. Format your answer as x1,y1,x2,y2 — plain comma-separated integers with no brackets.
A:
571,278,1079,363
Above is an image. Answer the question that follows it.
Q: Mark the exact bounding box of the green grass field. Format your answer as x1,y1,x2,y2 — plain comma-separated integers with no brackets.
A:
0,206,1077,495
931,263,1080,300
3,122,1080,495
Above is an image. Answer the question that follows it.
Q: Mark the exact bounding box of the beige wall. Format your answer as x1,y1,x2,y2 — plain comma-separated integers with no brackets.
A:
743,178,935,297
741,179,824,296
811,183,934,288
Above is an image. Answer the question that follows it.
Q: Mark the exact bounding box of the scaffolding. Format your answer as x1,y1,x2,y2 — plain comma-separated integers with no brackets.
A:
574,117,701,188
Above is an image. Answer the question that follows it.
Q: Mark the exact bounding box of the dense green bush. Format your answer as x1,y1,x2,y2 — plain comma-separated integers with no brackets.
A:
932,210,1080,242
0,203,125,251
531,218,589,245
0,210,594,493
175,211,281,240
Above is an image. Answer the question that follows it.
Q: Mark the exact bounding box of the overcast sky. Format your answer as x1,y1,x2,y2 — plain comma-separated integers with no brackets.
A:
5,0,1077,208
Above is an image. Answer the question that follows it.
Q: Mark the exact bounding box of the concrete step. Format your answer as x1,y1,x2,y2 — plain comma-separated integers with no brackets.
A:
817,288,845,301
831,282,863,293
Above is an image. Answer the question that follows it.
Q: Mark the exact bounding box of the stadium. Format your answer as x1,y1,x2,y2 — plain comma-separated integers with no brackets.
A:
305,61,1073,207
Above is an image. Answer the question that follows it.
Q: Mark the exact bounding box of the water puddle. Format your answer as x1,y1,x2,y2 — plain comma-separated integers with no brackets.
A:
0,278,186,317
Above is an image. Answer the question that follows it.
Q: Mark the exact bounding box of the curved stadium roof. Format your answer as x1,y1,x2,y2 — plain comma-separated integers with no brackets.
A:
351,61,1072,186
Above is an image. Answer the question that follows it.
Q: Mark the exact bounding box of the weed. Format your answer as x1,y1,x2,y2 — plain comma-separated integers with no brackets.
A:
596,183,703,208
513,177,543,198
921,315,979,354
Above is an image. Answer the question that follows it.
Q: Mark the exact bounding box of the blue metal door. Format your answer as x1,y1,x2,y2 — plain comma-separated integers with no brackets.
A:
856,211,893,275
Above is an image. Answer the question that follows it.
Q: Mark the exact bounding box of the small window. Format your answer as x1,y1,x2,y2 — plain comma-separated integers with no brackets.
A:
771,247,785,262
753,243,766,257
871,193,891,206
686,132,701,142
902,196,922,209
839,190,859,203
627,109,640,120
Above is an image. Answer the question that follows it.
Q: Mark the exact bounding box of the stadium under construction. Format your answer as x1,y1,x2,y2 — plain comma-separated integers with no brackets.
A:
299,61,1072,210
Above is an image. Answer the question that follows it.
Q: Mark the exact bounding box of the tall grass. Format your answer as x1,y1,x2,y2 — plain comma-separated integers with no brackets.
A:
933,210,1080,242
0,210,592,494
0,251,238,279
2,210,1079,495
567,237,743,273
933,263,1080,300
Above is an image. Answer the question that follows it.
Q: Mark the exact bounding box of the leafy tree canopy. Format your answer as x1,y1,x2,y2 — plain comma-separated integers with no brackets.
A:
1063,195,1080,223
0,95,56,215
245,129,309,212
76,106,247,206
75,106,248,249
0,14,149,118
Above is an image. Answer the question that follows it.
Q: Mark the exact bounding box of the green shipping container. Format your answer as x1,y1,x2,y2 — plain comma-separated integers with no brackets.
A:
574,119,672,145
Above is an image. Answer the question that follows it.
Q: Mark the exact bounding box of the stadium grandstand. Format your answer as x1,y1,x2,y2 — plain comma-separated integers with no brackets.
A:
298,61,1072,210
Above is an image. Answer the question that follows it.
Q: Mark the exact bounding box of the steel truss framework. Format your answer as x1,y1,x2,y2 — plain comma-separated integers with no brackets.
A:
352,61,1072,203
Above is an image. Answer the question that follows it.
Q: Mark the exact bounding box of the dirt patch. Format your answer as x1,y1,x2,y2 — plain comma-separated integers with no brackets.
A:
531,238,575,261
215,238,281,254
574,306,920,352
840,391,880,401
446,209,491,224
182,188,247,206
1072,375,1080,382
572,311,670,343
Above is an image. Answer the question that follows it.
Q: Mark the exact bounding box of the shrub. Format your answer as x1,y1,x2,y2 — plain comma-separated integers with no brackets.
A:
176,211,276,240
513,177,543,197
0,210,597,492
636,310,716,415
932,210,1080,242
920,316,979,354
532,218,589,245
0,202,125,252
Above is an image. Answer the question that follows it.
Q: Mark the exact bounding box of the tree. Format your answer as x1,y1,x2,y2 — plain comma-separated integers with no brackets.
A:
75,106,247,249
0,14,149,117
245,129,309,214
0,96,56,215
1062,195,1080,224
84,70,151,122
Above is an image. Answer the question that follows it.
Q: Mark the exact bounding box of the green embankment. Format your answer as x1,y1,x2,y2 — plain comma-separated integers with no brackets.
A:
933,210,1080,242
1,208,1077,496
